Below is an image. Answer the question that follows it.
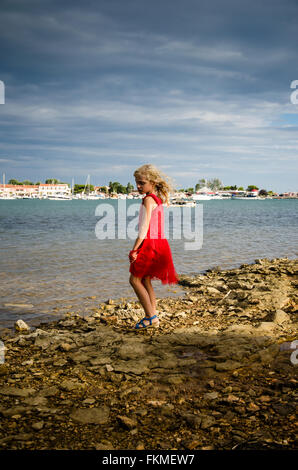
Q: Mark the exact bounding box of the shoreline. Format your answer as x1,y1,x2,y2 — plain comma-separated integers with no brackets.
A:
0,257,297,450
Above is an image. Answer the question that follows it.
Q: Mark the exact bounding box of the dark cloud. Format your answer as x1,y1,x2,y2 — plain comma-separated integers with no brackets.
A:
0,0,297,191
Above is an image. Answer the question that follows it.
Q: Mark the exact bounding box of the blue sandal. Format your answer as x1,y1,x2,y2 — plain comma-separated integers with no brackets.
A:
135,315,159,329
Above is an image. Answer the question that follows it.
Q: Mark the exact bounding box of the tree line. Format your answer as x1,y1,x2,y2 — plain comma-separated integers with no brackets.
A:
7,177,272,196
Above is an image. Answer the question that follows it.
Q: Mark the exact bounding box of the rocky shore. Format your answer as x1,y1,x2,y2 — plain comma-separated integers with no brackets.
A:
0,257,297,450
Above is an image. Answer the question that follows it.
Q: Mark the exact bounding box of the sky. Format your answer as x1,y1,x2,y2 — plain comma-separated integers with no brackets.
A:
0,0,298,192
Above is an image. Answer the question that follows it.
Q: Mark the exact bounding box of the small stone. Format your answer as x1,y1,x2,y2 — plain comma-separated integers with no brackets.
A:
117,415,138,430
15,320,31,332
95,441,114,450
136,442,145,450
204,391,219,400
32,421,44,431
60,379,83,391
0,365,8,377
247,402,260,412
215,360,241,371
59,343,74,352
82,398,96,405
272,310,290,325
200,415,216,429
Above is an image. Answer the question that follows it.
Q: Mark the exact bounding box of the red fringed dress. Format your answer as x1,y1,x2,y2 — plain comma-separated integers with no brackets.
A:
129,193,179,284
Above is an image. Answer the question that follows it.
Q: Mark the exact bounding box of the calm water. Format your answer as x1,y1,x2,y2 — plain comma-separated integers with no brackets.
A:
0,198,297,329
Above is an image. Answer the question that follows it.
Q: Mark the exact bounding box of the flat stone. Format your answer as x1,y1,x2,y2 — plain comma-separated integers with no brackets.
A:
215,360,242,371
70,406,110,424
117,415,138,430
60,379,83,391
24,396,48,406
113,361,149,375
32,421,44,431
200,415,216,429
69,352,90,363
0,386,36,397
37,386,59,397
204,391,219,400
273,310,290,324
4,303,34,309
0,406,28,417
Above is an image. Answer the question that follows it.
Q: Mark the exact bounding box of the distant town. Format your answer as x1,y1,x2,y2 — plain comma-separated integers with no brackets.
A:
0,176,297,201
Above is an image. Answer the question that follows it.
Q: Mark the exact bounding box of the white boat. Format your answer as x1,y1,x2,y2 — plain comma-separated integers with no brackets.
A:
192,193,212,200
168,198,196,207
0,195,17,200
47,195,72,200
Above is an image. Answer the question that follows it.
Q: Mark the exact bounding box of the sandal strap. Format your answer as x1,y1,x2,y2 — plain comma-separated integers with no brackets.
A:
135,315,158,329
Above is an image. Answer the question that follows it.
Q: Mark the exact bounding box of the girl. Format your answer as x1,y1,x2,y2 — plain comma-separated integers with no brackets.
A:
129,164,179,329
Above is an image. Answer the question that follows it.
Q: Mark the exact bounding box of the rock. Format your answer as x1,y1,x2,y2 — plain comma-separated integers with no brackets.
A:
0,386,36,397
206,287,221,295
258,344,280,363
225,324,253,334
70,407,110,425
4,303,34,309
60,379,83,391
82,398,96,405
37,386,59,397
0,406,28,417
273,310,290,324
200,415,216,429
95,441,114,450
24,396,48,406
0,364,8,377
204,391,219,400
69,352,90,363
59,342,75,352
32,421,44,431
117,341,147,360
181,413,202,429
117,415,138,430
255,322,277,334
215,360,242,371
15,320,30,332
113,360,149,375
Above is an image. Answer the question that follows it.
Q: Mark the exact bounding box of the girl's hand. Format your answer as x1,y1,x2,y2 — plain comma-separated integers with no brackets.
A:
129,249,138,263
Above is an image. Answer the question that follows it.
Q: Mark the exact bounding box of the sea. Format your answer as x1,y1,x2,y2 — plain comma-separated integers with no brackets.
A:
0,198,297,329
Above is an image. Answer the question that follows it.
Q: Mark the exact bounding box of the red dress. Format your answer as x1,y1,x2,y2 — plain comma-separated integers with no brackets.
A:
129,193,179,284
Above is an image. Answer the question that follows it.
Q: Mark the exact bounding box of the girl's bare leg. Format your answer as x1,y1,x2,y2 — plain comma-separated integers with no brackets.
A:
129,274,159,326
141,276,157,315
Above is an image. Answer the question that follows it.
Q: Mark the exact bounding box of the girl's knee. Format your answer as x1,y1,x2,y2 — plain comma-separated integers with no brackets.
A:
130,274,141,286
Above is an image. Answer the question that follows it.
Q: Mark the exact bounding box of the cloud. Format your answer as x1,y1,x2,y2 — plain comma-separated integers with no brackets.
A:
0,0,298,191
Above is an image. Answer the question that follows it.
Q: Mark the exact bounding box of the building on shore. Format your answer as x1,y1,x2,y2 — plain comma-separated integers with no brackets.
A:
0,183,71,198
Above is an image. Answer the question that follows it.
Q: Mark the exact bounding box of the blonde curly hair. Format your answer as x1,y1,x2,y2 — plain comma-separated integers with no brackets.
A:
134,164,175,206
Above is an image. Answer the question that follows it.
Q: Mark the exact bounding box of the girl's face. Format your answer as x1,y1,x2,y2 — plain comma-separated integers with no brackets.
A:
135,177,155,195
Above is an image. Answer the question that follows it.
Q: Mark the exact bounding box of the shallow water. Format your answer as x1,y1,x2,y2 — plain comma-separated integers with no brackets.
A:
0,198,297,328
